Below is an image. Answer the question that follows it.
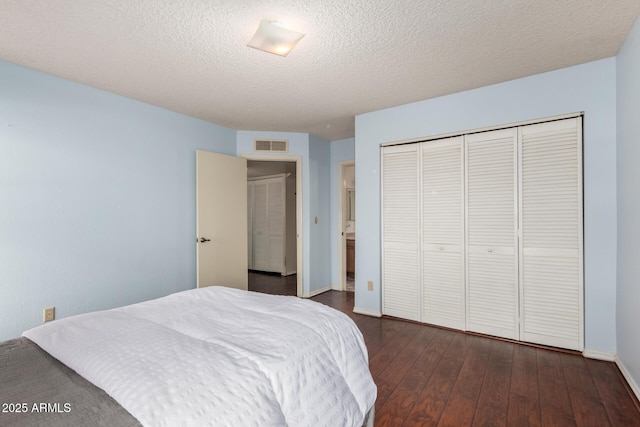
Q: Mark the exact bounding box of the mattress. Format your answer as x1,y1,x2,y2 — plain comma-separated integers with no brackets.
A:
18,286,376,426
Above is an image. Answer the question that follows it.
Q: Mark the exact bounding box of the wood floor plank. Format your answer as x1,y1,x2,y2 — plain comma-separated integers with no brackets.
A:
537,349,577,427
375,379,396,414
437,335,492,427
401,333,472,426
358,317,407,358
378,326,439,385
353,318,386,358
473,340,514,427
369,322,424,378
283,288,640,427
585,358,640,426
507,344,541,426
561,354,611,427
376,328,454,426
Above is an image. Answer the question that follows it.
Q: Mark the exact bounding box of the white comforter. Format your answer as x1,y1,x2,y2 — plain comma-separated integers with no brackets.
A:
23,286,377,427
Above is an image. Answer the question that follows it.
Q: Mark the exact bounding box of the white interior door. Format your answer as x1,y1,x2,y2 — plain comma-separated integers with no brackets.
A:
382,144,420,321
421,137,465,329
519,117,583,350
196,150,247,290
266,178,285,273
465,128,519,340
250,176,285,274
252,180,269,271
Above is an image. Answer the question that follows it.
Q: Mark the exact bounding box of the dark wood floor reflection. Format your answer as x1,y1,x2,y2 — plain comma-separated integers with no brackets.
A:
248,270,297,296
250,273,640,426
311,291,640,427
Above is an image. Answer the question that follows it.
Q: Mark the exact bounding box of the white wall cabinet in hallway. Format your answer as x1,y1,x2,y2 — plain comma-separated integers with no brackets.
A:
381,116,584,351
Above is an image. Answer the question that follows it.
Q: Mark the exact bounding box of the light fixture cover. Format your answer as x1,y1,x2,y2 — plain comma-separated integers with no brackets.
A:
247,20,304,57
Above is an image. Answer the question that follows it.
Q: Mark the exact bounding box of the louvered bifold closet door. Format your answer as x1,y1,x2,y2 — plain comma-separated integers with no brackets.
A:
252,181,269,271
267,178,285,273
519,118,583,351
465,129,519,339
382,145,420,321
421,137,465,329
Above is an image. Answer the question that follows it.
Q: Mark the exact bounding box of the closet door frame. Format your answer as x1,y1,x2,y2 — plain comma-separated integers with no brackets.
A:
380,112,583,351
243,154,303,298
247,180,255,269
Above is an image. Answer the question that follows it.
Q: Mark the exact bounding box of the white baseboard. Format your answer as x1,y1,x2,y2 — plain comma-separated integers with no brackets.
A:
616,357,640,402
583,349,616,362
303,285,332,298
353,307,382,317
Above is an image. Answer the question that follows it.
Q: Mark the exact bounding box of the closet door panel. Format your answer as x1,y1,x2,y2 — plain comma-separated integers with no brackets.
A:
382,145,420,321
423,251,464,328
268,236,285,272
252,181,269,271
465,129,518,339
251,177,285,274
421,137,464,329
520,117,583,350
467,250,516,338
522,256,581,349
267,179,285,272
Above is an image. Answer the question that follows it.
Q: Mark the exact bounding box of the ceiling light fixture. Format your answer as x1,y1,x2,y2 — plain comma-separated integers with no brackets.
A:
247,20,304,57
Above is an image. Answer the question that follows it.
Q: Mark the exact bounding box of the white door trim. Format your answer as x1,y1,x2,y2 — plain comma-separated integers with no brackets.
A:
241,154,303,298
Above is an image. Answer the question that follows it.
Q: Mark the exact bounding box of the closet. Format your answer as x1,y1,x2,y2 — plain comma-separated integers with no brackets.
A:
381,116,583,351
247,174,296,275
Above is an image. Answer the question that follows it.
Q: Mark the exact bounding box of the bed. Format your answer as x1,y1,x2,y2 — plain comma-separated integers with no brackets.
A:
0,286,377,426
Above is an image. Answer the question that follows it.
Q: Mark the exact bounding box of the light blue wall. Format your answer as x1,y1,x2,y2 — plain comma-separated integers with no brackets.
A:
235,131,313,294
236,132,333,295
616,16,640,393
308,135,332,292
329,138,355,288
355,58,618,353
0,60,237,341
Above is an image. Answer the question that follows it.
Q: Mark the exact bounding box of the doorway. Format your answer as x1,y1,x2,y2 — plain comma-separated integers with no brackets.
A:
243,156,302,297
339,162,355,292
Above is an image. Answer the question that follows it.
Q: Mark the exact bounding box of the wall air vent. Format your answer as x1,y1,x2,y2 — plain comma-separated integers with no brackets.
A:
254,139,288,152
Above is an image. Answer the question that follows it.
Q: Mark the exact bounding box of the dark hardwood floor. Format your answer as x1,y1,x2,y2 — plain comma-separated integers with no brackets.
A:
248,270,297,295
249,272,640,426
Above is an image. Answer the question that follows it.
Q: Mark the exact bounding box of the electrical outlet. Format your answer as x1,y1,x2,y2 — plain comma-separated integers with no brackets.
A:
43,307,55,322
367,281,374,291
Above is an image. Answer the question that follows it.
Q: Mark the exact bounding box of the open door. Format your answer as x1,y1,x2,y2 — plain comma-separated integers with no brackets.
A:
196,150,248,290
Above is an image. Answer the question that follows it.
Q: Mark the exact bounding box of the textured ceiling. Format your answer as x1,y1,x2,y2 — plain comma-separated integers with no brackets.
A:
1,1,639,141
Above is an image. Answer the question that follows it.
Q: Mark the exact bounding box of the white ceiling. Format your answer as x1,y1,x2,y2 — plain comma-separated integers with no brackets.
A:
1,1,639,141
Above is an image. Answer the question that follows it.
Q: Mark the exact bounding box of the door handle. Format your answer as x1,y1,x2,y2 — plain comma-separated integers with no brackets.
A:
199,237,211,243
